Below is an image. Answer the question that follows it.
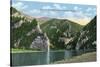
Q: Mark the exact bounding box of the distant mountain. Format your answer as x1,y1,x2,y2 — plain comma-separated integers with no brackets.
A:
35,17,51,25
66,16,96,52
40,19,83,49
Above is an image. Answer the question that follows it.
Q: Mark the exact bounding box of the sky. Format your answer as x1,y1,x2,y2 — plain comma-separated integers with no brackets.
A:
11,0,96,25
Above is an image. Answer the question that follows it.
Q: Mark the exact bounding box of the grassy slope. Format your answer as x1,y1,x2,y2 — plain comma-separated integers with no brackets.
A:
40,19,83,49
11,48,42,53
54,52,96,64
41,19,83,33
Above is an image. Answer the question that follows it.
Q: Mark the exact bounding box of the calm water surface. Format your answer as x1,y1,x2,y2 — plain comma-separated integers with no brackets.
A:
11,50,78,66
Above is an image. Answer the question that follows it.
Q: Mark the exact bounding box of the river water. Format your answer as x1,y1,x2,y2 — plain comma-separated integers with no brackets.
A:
11,49,94,66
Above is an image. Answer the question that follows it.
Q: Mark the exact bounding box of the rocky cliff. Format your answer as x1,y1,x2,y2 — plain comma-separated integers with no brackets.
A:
66,16,96,52
11,7,49,50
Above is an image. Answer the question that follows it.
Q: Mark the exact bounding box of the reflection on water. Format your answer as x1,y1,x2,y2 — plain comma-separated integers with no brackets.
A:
11,49,95,66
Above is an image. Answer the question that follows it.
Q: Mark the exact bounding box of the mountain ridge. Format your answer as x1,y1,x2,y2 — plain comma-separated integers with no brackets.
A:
11,7,95,51
66,16,96,52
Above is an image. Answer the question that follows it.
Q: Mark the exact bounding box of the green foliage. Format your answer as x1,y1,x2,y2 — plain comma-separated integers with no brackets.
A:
31,19,38,28
19,32,38,49
66,16,96,51
11,18,38,49
10,7,39,49
40,19,83,49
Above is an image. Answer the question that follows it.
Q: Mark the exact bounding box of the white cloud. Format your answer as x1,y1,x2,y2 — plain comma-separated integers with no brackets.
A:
73,6,82,11
62,6,67,9
26,7,58,17
75,11,85,18
63,11,85,19
30,9,57,16
22,5,28,10
53,4,67,9
49,11,57,15
85,13,93,17
42,12,48,16
42,4,62,9
63,10,91,22
87,8,96,13
41,5,59,17
42,4,67,11
93,8,96,11
74,6,78,10
43,11,58,18
86,7,92,12
29,9,40,14
42,6,52,9
12,2,28,10
85,7,96,17
64,11,88,19
64,11,75,18
53,4,61,9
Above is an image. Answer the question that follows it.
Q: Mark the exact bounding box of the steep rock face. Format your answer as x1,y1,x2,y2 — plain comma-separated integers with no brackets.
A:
76,16,96,51
30,33,50,50
11,7,49,50
66,16,96,51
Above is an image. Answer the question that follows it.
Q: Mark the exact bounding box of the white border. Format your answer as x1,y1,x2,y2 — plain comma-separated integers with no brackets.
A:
0,0,99,67
0,0,10,67
22,0,97,5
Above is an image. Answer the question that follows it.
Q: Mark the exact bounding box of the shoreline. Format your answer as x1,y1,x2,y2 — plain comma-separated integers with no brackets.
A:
53,52,96,64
